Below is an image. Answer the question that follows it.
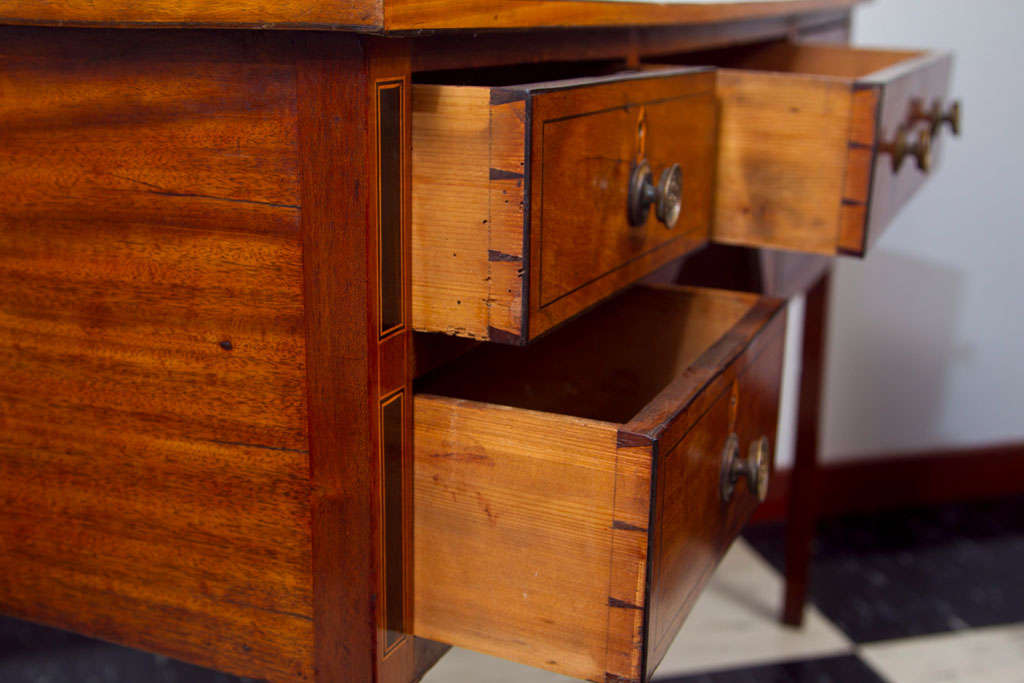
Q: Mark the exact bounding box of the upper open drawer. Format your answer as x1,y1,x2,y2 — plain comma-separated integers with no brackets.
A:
663,42,957,257
412,67,716,344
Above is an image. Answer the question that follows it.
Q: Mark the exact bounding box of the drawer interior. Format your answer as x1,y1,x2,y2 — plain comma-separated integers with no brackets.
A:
417,285,756,424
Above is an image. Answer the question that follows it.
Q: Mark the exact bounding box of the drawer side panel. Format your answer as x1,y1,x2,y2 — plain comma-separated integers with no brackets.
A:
712,69,853,254
413,395,642,682
412,85,497,340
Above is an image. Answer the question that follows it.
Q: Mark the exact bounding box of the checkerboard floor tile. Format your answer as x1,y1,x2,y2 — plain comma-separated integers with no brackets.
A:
658,654,888,683
859,623,1024,683
744,495,1024,644
0,495,1021,682
650,540,852,678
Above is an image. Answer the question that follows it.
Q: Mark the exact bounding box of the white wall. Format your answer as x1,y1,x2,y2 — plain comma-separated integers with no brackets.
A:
817,0,1024,461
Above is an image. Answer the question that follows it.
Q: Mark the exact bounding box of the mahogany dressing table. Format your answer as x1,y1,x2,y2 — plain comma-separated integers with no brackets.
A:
0,1,958,680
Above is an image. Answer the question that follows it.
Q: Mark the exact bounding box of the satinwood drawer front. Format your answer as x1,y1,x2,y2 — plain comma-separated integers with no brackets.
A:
413,285,785,682
663,42,956,257
412,68,716,344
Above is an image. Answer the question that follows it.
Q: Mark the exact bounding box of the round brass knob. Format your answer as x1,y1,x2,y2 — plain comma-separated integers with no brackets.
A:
720,433,772,503
627,160,683,229
655,164,683,229
911,99,962,138
748,436,771,503
942,100,961,137
911,127,932,172
719,434,741,503
882,127,932,173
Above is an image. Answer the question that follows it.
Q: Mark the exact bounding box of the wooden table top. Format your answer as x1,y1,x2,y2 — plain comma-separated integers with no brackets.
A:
0,0,861,33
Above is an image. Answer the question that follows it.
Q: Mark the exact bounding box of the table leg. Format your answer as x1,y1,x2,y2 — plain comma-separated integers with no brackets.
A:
782,271,831,626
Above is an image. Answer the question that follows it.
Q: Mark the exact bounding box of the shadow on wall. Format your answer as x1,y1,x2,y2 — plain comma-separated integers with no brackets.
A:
824,249,969,460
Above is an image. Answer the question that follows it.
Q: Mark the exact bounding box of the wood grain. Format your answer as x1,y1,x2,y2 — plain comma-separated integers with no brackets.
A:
414,397,628,681
0,28,312,681
412,69,715,344
858,49,954,255
663,43,952,256
0,0,861,32
837,87,879,253
364,37,422,683
0,28,439,683
299,35,430,683
646,385,738,675
671,242,834,631
782,271,829,626
0,0,381,29
711,65,856,254
527,71,716,339
409,9,852,73
646,315,783,677
416,287,760,425
414,285,786,682
411,84,512,341
688,40,920,76
386,0,861,32
297,34,378,683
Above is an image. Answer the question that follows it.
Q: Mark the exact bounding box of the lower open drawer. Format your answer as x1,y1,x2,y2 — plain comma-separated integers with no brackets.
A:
413,285,786,682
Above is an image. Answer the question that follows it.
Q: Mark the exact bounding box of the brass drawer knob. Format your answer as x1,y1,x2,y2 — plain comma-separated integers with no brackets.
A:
720,433,771,503
747,436,771,503
942,100,962,137
881,126,932,174
911,99,962,138
628,160,683,229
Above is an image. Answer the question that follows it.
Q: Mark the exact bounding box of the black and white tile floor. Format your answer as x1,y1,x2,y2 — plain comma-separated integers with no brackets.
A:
1,495,1022,682
428,495,1024,683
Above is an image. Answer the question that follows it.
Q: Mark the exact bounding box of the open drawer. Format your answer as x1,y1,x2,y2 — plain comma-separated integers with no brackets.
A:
412,68,716,344
413,285,786,682
664,42,957,256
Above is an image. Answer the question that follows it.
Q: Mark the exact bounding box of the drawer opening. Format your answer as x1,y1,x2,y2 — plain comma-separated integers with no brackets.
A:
416,285,756,424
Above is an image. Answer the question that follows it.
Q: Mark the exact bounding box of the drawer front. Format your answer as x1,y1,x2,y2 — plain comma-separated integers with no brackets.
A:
528,73,716,338
414,285,785,682
685,43,956,257
645,312,784,678
848,50,955,255
412,69,715,345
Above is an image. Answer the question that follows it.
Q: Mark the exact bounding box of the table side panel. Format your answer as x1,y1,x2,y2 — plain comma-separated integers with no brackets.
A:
0,29,313,681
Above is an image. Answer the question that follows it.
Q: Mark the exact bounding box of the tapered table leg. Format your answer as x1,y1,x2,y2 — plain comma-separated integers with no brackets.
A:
782,271,831,626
